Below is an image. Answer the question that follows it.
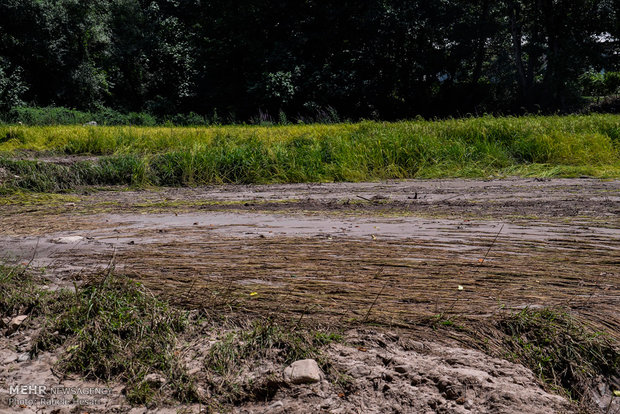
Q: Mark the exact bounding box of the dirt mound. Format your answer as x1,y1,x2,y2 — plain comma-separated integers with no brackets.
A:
237,330,572,414
0,320,577,414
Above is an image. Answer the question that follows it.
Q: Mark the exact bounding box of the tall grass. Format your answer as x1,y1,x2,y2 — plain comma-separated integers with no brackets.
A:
0,115,618,190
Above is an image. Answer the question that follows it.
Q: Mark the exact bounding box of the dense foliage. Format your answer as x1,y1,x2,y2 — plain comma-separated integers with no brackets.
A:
0,0,619,121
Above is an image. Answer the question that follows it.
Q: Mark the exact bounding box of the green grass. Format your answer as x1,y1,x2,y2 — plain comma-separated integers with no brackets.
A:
35,274,197,405
0,266,199,406
498,308,619,402
0,114,618,191
0,265,54,318
0,265,343,408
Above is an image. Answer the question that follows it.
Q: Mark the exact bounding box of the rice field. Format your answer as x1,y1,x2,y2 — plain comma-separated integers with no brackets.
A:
0,114,619,191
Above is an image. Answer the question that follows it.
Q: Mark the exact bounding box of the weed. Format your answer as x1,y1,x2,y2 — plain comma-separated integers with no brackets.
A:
0,264,53,318
0,265,198,405
314,332,343,345
32,273,197,405
425,313,466,331
498,308,619,401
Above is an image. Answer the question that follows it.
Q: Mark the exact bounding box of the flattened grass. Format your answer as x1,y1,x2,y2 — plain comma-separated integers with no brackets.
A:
0,115,618,191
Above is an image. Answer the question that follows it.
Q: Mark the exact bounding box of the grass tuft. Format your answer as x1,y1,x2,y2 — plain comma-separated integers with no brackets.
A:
30,273,198,405
0,264,53,318
203,320,340,404
498,308,619,402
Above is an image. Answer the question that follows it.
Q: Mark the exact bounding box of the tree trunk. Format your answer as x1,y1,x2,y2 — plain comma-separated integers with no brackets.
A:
508,0,527,102
540,0,564,108
472,0,490,85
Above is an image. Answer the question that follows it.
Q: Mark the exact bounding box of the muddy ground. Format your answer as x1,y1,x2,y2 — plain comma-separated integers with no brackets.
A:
0,178,619,413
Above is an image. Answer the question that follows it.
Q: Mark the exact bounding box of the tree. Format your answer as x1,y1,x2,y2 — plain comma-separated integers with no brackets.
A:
0,0,618,119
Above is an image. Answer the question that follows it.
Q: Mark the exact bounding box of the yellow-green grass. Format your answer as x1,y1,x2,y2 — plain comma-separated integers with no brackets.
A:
0,115,618,191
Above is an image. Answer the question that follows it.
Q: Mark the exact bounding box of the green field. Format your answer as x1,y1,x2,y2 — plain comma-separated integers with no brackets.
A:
1,115,619,192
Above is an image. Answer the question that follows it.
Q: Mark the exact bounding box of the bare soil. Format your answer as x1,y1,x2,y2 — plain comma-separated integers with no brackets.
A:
238,329,573,414
0,178,618,413
0,326,575,414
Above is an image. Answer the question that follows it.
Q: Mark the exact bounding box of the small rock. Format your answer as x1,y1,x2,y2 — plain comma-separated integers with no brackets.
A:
11,315,28,324
52,236,85,244
7,315,28,334
283,359,322,384
17,353,30,362
348,364,371,378
0,350,18,364
394,365,408,374
83,121,97,126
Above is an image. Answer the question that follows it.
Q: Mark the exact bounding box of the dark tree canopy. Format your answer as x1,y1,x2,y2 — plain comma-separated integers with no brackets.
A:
0,0,618,121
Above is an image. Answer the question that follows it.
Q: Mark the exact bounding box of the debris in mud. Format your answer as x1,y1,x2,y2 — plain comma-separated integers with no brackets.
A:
6,314,28,335
238,330,573,414
52,235,85,244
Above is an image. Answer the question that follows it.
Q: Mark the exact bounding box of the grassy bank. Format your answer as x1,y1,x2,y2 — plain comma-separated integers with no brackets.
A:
2,265,618,409
0,266,197,405
1,115,619,191
0,265,340,407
